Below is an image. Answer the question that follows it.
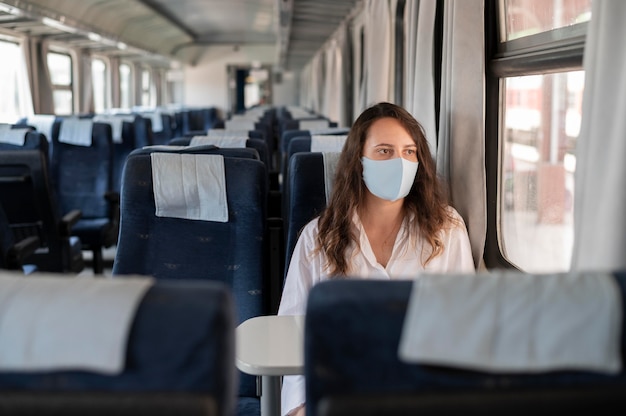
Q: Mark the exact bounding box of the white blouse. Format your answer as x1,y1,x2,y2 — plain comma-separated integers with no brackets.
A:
278,207,475,415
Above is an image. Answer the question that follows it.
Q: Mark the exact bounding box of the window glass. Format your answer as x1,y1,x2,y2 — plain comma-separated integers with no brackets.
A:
47,52,72,86
92,58,107,113
47,51,73,115
500,70,583,272
119,63,131,109
0,39,26,122
501,0,592,41
52,90,73,116
141,68,151,107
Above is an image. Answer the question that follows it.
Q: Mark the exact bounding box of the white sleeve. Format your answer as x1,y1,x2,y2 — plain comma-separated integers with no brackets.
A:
281,375,305,416
443,210,476,273
278,219,323,316
278,219,323,415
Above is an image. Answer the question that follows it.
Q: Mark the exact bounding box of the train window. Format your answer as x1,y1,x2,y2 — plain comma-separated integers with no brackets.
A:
500,71,582,272
92,58,108,113
119,63,132,109
0,39,29,122
47,51,73,115
487,1,589,272
501,0,592,41
141,68,155,107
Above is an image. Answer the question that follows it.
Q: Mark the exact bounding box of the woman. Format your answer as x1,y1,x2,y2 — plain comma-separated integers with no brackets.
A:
279,102,475,416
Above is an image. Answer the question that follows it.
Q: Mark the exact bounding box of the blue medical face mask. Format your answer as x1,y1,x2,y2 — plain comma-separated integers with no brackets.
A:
361,157,419,201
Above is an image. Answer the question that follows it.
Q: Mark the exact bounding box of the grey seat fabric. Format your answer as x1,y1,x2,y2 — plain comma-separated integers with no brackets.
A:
305,276,626,416
0,277,237,416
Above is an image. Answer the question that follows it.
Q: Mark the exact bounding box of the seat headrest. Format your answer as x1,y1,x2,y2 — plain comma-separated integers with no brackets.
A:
190,135,247,148
224,119,256,131
322,152,341,204
311,135,347,152
151,153,229,222
0,125,30,146
93,114,135,143
58,118,94,146
399,271,623,374
299,119,330,130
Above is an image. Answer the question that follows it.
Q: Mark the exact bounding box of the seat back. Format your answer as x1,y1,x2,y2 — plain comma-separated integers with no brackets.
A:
0,204,19,270
284,153,329,279
305,276,626,416
0,133,84,273
170,136,270,171
279,128,349,191
113,146,269,401
51,120,115,220
0,273,237,416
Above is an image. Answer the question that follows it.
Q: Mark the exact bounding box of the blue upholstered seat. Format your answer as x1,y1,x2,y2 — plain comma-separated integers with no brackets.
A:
109,115,143,194
169,136,270,170
305,276,626,416
284,152,328,282
0,276,237,416
50,120,118,274
0,133,84,273
0,204,39,272
279,127,348,192
113,145,271,415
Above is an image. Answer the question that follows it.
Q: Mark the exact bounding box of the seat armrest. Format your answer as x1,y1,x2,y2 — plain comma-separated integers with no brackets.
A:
105,191,120,204
8,235,40,265
60,209,82,236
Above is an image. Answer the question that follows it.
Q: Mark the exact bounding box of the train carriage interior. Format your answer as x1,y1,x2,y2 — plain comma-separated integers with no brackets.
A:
0,0,625,415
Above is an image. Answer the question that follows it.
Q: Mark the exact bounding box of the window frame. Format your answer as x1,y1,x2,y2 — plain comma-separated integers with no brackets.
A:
47,48,74,115
91,55,109,113
483,1,588,270
119,60,133,110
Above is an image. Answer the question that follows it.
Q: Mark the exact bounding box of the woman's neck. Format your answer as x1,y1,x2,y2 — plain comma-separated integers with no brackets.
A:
359,194,405,227
359,195,406,268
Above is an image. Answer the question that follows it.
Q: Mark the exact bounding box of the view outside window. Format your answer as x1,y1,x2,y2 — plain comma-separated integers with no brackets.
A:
501,0,591,41
92,58,107,113
0,40,27,122
119,63,131,109
47,51,73,115
141,68,152,107
497,0,590,272
501,71,583,272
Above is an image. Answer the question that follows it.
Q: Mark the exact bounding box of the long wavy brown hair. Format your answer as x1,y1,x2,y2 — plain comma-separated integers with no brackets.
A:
316,102,457,275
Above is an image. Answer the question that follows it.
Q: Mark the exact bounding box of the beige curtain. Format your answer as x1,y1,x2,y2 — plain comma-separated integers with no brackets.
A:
436,0,486,270
571,1,626,271
404,0,438,156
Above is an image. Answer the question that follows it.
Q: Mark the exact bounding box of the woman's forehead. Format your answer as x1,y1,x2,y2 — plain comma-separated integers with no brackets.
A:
365,117,415,146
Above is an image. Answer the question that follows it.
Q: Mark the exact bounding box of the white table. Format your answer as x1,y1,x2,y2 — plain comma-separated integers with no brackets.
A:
236,315,304,416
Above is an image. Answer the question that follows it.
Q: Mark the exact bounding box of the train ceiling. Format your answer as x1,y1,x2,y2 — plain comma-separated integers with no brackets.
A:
0,0,361,69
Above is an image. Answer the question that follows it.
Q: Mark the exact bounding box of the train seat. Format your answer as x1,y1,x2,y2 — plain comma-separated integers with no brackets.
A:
136,111,174,145
189,107,220,131
0,204,39,273
93,114,141,194
15,115,58,145
113,145,271,415
0,132,84,273
51,119,119,274
0,271,236,416
305,272,626,416
284,152,340,282
288,134,347,157
279,127,349,191
170,135,271,171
